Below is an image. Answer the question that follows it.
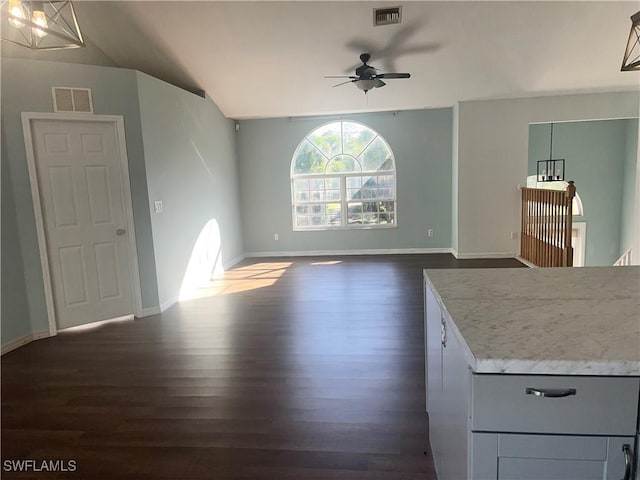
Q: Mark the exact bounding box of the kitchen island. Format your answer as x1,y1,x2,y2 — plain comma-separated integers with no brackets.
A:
423,266,640,480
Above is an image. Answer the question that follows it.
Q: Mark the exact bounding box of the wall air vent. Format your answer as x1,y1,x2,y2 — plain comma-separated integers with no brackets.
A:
374,6,402,26
52,87,93,113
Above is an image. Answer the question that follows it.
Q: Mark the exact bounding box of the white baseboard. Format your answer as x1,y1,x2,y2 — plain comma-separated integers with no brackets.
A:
1,330,51,355
159,296,178,313
224,254,246,269
244,248,454,258
453,252,516,259
515,256,537,268
139,306,161,317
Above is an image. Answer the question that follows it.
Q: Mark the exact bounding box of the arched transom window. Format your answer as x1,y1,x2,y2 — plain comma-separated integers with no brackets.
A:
291,121,397,230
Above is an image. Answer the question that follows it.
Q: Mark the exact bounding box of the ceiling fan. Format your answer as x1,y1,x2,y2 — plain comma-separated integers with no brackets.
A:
326,53,411,94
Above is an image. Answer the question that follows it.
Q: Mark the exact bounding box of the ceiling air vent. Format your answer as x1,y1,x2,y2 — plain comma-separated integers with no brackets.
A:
52,87,93,113
374,6,402,26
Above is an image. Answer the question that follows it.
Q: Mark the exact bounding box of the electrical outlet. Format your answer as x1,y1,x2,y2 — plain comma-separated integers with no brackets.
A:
511,232,518,239
154,200,163,213
274,233,279,241
427,228,434,237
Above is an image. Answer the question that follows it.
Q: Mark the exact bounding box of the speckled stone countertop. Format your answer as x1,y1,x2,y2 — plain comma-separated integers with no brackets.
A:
424,266,640,376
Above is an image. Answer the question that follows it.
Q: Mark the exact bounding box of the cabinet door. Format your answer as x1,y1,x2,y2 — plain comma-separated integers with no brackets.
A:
473,434,635,480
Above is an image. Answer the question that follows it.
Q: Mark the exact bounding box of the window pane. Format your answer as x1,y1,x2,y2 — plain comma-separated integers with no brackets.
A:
310,190,324,201
377,175,394,186
307,123,341,158
343,122,375,157
326,189,341,201
294,140,327,174
360,137,393,171
380,202,394,224
325,177,340,189
296,205,308,215
347,188,361,200
296,216,310,227
346,176,362,189
294,179,309,201
381,211,395,224
363,213,378,224
347,202,363,224
360,188,375,199
326,155,361,173
327,203,342,225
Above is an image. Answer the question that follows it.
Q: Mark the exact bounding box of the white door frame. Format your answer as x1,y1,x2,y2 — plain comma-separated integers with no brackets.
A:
573,221,587,267
22,112,144,336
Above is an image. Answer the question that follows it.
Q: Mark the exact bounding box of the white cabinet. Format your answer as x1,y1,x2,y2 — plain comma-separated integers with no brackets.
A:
424,281,639,480
471,433,634,480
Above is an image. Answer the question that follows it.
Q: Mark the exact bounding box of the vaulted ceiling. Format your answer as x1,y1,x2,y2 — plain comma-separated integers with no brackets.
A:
9,1,640,119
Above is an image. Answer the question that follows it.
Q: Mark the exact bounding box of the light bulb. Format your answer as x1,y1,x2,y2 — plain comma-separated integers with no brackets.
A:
32,8,48,38
8,0,26,28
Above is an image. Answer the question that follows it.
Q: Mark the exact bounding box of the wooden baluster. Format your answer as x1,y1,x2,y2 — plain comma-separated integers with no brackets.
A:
565,181,575,266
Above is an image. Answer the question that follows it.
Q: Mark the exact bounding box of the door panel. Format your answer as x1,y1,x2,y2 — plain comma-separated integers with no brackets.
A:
32,119,133,329
94,242,121,299
499,458,603,480
85,166,113,224
48,166,79,227
58,245,89,306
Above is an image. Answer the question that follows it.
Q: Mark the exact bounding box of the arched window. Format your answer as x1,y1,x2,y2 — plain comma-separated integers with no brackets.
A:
291,121,397,230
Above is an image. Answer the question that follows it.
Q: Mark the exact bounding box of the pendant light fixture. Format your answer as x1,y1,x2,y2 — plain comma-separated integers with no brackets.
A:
621,11,640,71
537,123,565,183
1,0,84,50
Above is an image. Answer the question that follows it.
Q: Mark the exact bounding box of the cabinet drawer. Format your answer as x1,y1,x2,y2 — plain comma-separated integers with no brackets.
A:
472,374,639,435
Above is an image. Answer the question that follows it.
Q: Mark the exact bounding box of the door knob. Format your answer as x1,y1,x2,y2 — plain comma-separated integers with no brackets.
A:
116,228,126,236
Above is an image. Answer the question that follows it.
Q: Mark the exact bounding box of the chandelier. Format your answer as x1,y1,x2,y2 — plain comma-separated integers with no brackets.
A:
2,0,84,50
621,11,640,71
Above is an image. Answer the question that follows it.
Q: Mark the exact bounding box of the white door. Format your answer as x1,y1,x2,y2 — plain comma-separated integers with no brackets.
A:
30,119,134,329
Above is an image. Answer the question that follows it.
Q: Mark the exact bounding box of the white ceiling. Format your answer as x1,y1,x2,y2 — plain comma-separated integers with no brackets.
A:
69,1,640,119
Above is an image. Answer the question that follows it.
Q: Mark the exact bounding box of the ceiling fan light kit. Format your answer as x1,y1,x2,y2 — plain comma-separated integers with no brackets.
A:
621,10,640,71
2,0,84,50
326,52,411,94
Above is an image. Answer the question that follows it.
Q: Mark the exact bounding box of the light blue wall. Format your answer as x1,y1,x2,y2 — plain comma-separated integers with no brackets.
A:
1,58,159,346
1,121,32,343
237,109,453,254
620,119,639,257
136,72,243,305
528,119,634,266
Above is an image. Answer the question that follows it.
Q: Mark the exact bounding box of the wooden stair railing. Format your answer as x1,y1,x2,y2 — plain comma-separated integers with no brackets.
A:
520,181,576,267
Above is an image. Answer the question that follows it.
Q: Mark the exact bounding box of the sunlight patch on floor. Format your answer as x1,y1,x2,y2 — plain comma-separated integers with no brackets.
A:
182,262,293,299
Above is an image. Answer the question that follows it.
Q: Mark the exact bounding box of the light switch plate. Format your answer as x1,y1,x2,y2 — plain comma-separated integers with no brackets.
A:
154,200,163,213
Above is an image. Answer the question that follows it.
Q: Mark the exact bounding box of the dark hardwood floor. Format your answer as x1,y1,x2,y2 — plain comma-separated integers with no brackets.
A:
2,254,524,479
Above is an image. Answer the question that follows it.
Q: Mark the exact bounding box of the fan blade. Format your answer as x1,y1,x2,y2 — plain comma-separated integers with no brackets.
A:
325,75,358,79
375,73,410,79
374,79,386,88
332,79,356,88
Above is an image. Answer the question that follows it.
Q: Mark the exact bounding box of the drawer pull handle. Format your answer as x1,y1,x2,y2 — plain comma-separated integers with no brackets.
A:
525,387,576,398
621,444,631,480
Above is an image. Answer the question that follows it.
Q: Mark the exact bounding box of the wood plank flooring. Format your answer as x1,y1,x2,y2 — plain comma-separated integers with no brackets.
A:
2,254,524,479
